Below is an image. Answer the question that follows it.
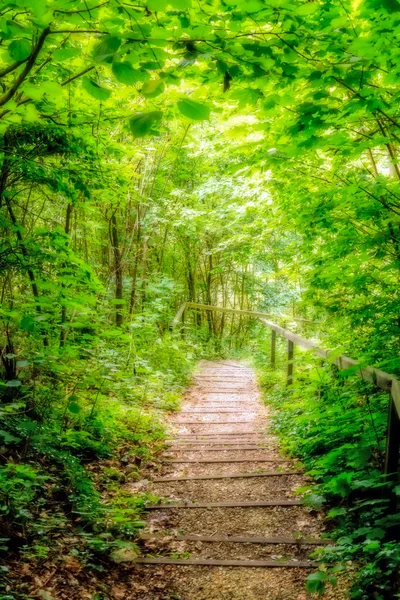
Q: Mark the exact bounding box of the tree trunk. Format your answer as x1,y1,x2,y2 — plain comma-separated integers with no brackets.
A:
110,212,123,327
60,203,73,346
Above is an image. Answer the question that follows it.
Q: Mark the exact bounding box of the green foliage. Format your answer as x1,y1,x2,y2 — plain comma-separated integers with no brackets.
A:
177,98,210,121
253,336,400,599
1,0,400,596
129,111,163,137
82,77,112,101
306,570,337,595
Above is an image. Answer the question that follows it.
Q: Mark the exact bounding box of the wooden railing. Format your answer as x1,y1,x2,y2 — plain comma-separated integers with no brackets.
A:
171,301,400,479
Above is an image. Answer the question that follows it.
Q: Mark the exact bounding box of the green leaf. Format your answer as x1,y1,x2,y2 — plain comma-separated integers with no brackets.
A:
147,0,169,10
169,0,192,8
5,380,21,387
112,61,142,85
41,81,64,98
16,360,29,367
0,430,21,444
82,77,111,101
53,47,80,62
68,402,81,414
129,111,163,137
141,79,165,98
92,36,121,62
306,571,328,594
8,38,31,61
20,316,35,332
295,3,320,15
177,98,210,120
148,0,192,8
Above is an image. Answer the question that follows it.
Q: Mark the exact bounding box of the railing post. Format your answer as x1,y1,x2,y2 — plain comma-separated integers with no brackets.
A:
384,390,400,479
287,340,294,385
271,330,276,369
181,305,186,339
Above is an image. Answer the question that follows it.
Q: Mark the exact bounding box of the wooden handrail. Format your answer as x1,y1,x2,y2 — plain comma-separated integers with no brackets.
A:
171,301,400,478
260,319,398,399
184,302,317,324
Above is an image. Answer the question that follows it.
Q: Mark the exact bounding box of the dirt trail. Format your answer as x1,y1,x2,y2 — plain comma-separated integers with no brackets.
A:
133,360,341,600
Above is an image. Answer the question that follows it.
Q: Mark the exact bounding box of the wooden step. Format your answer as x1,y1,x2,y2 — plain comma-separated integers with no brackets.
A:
172,421,263,437
197,388,253,396
180,411,257,414
166,433,268,444
167,446,271,451
173,438,265,442
163,458,286,463
152,470,301,482
175,421,255,424
168,438,267,442
174,432,265,436
185,404,258,407
140,533,327,545
146,499,302,509
170,437,265,440
134,557,316,568
195,390,250,393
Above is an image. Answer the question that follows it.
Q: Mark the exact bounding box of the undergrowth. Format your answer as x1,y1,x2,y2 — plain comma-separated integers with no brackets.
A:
252,343,400,600
0,310,197,599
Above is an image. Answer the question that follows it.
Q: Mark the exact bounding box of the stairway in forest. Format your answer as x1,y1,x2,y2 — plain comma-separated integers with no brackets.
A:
133,360,331,600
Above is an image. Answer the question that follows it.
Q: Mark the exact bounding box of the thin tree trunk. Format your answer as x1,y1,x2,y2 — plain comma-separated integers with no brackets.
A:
4,195,49,346
110,212,123,327
60,203,73,347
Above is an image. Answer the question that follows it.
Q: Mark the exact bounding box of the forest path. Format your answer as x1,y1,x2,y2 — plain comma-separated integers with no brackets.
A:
133,360,335,600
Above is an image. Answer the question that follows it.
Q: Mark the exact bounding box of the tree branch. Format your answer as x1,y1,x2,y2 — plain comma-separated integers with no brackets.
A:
54,1,109,14
61,65,95,86
0,58,29,79
0,27,50,108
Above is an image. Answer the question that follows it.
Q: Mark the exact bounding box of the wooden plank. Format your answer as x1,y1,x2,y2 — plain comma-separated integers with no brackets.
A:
167,447,271,451
196,391,252,394
170,302,187,328
168,445,268,449
179,411,256,414
174,421,255,425
173,433,264,436
163,458,286,463
179,404,260,415
287,339,294,386
260,318,397,395
271,330,276,369
193,379,254,383
167,442,268,447
384,390,400,477
173,440,264,443
186,302,315,325
192,386,253,394
173,439,264,442
192,373,256,383
185,403,258,406
200,365,252,369
152,470,301,482
174,433,265,437
169,437,265,440
134,557,316,568
390,378,400,416
145,499,302,509
140,534,328,546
